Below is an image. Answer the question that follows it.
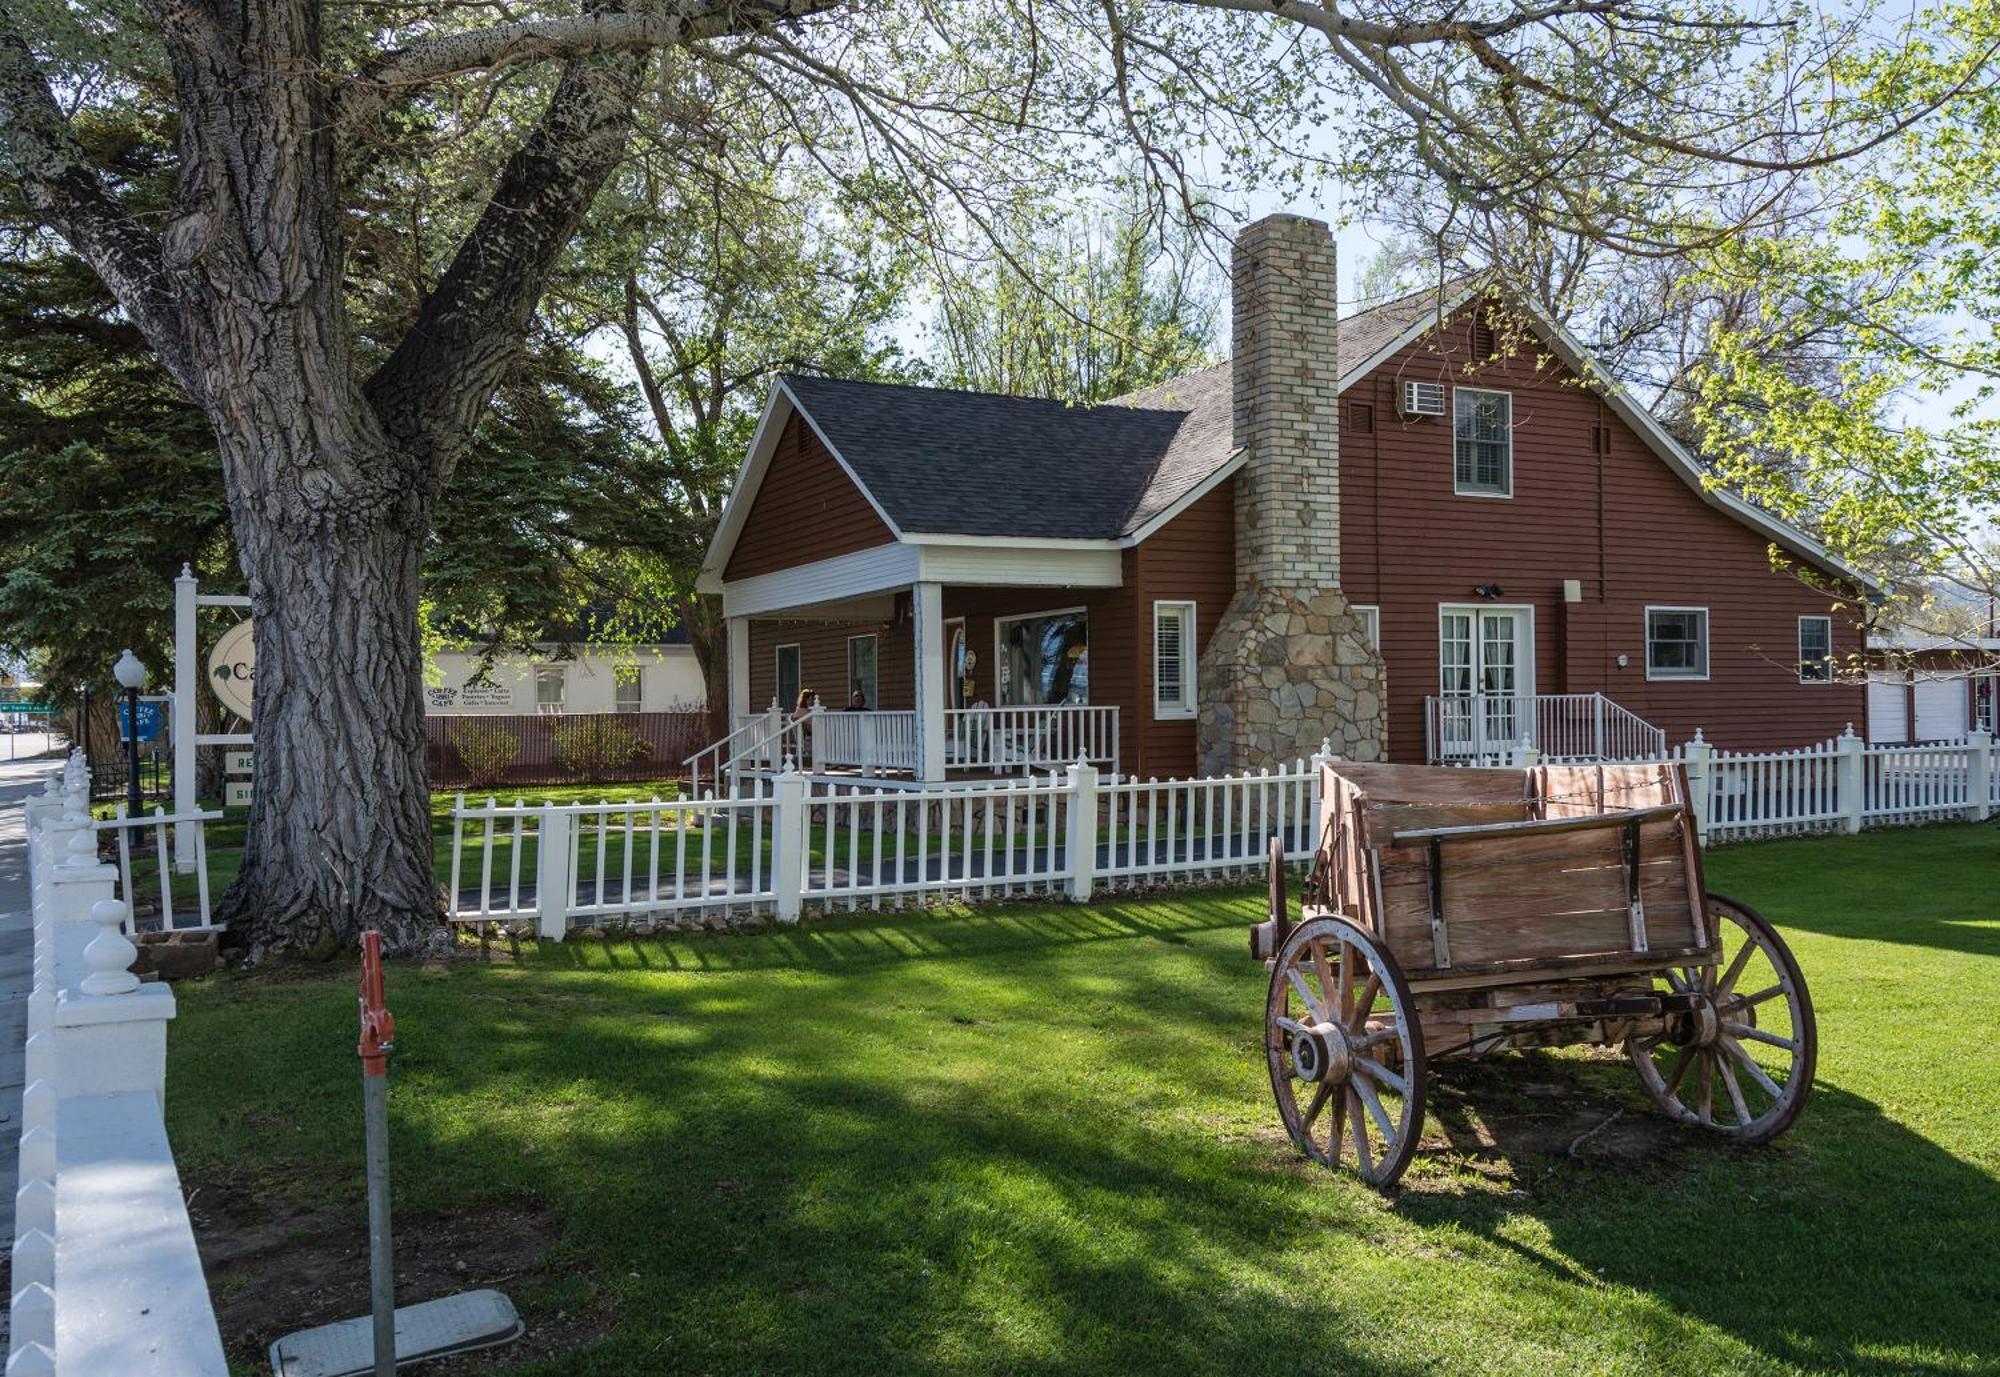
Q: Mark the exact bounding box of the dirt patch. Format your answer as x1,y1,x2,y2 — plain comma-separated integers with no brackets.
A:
186,1167,613,1371
1248,1046,1737,1196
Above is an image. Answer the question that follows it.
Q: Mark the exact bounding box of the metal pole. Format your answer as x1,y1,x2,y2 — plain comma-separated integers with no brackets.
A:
357,931,397,1377
125,686,143,823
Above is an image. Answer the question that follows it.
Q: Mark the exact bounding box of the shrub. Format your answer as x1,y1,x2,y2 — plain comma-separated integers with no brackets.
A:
451,719,520,789
550,716,655,780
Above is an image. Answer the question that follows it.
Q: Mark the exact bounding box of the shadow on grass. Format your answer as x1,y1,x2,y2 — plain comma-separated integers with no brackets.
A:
1394,1049,2000,1377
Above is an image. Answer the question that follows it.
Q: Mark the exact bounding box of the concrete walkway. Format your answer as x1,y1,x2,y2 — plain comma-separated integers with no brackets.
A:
0,753,61,1254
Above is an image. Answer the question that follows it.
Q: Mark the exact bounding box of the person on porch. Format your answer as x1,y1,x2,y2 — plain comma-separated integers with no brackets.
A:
848,688,868,711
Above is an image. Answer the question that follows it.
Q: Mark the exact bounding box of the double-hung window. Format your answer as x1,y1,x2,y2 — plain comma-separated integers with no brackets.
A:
1153,601,1197,718
613,669,642,713
533,664,567,713
1797,616,1833,683
1646,608,1709,680
1454,388,1512,496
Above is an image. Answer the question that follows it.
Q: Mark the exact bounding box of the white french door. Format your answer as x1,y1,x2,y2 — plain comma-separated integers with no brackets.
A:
1438,605,1535,759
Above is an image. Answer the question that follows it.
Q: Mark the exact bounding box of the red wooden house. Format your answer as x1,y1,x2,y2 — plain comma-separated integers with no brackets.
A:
697,213,1873,785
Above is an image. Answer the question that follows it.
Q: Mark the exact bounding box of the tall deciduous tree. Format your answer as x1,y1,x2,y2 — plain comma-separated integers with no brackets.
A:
0,0,1940,953
927,196,1219,404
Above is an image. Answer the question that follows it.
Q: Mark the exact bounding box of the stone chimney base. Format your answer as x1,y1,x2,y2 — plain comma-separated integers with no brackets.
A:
1196,585,1386,773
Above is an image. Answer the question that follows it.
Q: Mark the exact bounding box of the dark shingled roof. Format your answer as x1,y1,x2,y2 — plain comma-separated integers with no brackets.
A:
778,279,1474,541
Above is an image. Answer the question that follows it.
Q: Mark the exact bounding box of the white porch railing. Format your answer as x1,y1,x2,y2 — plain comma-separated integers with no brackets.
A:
945,705,1119,773
684,706,806,798
14,754,228,1375
812,709,920,774
1425,692,1665,763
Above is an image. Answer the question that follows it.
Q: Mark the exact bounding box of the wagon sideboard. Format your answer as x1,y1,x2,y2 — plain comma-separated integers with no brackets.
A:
1314,761,1716,987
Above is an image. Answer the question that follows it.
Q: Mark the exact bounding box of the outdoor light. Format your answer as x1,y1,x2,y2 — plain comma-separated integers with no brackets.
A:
113,648,148,691
1473,583,1507,600
113,648,148,825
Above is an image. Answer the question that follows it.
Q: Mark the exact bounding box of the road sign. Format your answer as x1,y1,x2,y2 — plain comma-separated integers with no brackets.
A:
0,702,49,714
118,700,166,743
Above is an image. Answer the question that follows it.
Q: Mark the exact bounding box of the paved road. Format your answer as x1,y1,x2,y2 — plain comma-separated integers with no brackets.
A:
0,752,61,1253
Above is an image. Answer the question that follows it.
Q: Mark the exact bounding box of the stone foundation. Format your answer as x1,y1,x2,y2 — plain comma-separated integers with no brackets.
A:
1196,586,1386,773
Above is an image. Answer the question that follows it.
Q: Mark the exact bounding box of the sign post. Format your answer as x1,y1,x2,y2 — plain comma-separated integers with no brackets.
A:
173,567,253,871
357,932,397,1377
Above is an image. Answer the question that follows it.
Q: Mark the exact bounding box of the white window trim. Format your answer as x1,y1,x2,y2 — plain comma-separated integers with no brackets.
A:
613,667,644,713
1645,606,1711,682
844,633,879,706
533,663,567,713
1436,604,1537,700
1452,386,1514,499
1797,615,1834,685
774,642,802,708
1152,600,1198,720
1351,604,1381,652
992,605,1091,707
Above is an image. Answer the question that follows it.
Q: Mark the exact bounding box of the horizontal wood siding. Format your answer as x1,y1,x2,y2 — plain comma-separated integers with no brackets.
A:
725,412,895,581
1133,478,1239,778
749,617,914,712
1339,304,1866,758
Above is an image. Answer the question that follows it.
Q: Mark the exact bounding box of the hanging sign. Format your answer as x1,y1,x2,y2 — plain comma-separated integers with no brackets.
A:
117,700,166,743
226,750,253,775
208,619,256,720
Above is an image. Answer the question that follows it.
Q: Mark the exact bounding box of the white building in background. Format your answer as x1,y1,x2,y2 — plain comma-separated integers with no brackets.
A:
425,643,707,716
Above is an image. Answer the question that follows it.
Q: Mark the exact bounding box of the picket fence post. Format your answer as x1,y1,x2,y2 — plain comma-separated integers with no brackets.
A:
1837,725,1866,834
1682,731,1713,848
1968,729,1993,822
773,762,806,923
1513,735,1540,768
1066,758,1099,902
536,804,572,941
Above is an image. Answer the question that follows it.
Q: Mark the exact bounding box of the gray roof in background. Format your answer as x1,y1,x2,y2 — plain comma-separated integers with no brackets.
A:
777,281,1467,542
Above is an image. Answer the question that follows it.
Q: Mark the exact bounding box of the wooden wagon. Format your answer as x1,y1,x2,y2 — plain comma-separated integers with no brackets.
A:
1250,761,1816,1188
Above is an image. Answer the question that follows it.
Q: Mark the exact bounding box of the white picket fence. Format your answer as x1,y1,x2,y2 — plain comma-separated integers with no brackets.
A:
450,727,2000,937
448,756,1325,933
1674,727,1997,843
13,754,227,1375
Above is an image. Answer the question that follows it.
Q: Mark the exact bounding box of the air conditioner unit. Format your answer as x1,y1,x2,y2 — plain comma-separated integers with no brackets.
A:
1400,380,1446,417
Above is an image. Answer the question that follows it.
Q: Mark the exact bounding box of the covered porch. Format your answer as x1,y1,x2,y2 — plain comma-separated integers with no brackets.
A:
699,542,1138,792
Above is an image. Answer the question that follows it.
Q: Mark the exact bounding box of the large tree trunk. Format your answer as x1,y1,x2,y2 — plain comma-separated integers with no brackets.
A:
682,593,729,739
215,454,442,956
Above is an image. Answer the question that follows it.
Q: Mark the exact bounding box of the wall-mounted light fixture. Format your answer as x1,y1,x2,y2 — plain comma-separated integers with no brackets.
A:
1472,583,1506,600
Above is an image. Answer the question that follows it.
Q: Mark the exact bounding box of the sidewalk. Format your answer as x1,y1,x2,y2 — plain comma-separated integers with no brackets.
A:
0,754,60,1253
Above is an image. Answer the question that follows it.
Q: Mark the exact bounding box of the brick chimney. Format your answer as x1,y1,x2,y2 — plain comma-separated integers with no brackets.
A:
1196,214,1386,772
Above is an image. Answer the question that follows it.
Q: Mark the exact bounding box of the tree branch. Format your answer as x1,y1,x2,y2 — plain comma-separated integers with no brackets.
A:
336,0,843,135
0,22,196,394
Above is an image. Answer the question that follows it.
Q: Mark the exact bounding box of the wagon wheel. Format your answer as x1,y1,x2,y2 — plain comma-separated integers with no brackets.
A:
1627,893,1816,1143
1266,916,1427,1189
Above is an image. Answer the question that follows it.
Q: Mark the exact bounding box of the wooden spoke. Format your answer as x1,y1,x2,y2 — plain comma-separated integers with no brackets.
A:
1347,1088,1373,1175
1714,935,1757,997
1718,983,1784,1014
1347,974,1381,1033
1627,894,1815,1145
1309,938,1342,1021
1354,1026,1399,1051
1663,1045,1697,1098
1723,1021,1795,1052
1301,1080,1334,1130
1718,1056,1753,1126
1352,1071,1399,1146
1354,1056,1407,1096
1286,967,1326,1022
1275,1016,1310,1039
1335,939,1355,1024
1329,1088,1348,1166
1719,1034,1785,1100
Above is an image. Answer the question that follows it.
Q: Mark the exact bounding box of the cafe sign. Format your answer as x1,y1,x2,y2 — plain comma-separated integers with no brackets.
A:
208,619,255,720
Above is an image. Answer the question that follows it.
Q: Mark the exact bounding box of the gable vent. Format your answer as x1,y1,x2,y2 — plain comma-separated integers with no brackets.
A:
1400,380,1446,418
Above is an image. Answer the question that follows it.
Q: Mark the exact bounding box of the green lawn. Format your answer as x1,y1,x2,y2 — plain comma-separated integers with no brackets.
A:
165,823,2000,1375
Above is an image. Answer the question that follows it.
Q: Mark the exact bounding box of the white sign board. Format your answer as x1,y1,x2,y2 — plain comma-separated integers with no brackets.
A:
208,619,255,720
225,781,254,807
226,750,253,775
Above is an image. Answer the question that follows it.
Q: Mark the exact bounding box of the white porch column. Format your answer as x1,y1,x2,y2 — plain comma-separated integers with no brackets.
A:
912,582,947,783
727,615,751,723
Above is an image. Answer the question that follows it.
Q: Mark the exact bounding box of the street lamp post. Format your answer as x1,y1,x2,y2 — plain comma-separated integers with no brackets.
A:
113,649,148,824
